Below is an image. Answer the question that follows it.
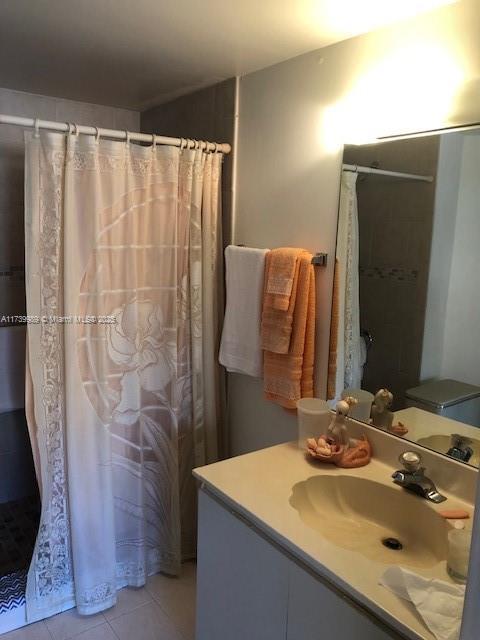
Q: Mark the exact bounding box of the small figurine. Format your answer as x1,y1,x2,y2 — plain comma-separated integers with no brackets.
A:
371,388,394,430
306,396,371,468
327,396,358,448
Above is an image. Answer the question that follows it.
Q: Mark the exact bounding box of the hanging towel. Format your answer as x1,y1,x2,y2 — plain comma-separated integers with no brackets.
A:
327,258,340,400
219,245,269,377
263,250,315,409
261,248,303,353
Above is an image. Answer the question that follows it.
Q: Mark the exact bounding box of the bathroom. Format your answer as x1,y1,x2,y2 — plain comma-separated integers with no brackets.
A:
0,1,479,639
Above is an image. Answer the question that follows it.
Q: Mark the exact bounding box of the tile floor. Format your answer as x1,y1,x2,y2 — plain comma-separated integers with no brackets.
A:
3,562,197,640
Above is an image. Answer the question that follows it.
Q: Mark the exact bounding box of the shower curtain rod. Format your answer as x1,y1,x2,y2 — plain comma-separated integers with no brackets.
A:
0,113,232,154
342,163,433,182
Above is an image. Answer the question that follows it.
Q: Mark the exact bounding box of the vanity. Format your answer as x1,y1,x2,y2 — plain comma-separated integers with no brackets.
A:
194,422,476,640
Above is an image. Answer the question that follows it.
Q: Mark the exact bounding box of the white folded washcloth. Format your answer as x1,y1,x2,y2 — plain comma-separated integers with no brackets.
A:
380,566,465,640
219,245,269,378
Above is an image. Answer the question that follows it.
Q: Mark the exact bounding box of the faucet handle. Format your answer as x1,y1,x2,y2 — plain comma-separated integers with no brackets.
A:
399,451,422,473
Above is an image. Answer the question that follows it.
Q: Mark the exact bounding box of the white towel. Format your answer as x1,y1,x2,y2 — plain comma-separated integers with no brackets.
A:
219,245,269,378
380,566,465,640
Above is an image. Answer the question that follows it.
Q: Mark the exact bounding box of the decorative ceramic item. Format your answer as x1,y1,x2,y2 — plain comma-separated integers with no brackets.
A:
336,436,371,468
327,396,358,447
371,388,394,430
306,397,371,468
306,437,345,463
388,422,409,436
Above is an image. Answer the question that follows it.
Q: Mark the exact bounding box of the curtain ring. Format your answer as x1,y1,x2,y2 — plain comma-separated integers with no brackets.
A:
125,130,131,147
94,126,101,144
33,118,40,138
72,123,80,137
179,137,184,151
151,133,157,152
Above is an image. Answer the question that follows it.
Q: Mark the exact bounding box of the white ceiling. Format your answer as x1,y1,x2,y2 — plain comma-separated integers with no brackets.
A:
0,0,454,111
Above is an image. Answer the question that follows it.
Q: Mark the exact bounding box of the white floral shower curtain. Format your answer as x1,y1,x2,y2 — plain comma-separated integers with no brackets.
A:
24,131,223,621
333,170,363,398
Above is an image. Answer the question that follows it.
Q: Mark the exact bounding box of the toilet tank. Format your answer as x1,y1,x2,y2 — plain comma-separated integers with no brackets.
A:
405,379,480,428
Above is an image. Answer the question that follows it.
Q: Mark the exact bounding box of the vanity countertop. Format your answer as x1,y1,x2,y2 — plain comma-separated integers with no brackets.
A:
194,441,474,640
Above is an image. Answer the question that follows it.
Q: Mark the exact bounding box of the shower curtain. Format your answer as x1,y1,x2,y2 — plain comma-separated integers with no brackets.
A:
24,131,223,621
332,170,363,399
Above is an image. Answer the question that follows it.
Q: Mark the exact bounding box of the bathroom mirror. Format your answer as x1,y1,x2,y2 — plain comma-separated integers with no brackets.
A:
331,129,480,467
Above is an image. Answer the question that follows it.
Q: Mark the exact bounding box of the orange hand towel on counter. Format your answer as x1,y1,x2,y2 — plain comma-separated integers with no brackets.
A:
262,249,316,409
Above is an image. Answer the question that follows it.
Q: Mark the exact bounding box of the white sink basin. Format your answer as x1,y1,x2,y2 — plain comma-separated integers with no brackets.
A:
290,475,448,568
417,434,480,467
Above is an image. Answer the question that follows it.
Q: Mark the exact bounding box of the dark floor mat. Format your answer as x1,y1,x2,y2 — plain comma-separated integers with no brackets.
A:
0,494,40,577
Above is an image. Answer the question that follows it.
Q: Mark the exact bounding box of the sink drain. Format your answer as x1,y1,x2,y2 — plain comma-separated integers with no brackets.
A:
382,537,403,551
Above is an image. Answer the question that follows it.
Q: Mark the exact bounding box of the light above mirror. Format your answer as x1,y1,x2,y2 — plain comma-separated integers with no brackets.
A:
319,0,458,39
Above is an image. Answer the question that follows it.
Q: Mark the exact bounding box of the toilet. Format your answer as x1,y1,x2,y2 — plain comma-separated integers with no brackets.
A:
405,379,480,428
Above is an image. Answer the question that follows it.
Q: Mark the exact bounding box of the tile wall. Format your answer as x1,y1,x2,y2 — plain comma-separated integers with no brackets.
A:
141,79,236,247
0,87,139,502
344,136,440,408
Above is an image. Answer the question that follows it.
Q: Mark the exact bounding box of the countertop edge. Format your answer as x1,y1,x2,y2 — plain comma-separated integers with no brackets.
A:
194,468,425,640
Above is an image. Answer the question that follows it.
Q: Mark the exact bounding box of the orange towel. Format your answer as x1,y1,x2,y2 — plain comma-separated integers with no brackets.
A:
261,248,303,354
263,250,316,409
327,258,340,400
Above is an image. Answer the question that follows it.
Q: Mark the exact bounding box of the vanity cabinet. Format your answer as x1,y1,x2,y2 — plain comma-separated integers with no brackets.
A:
196,487,289,640
196,488,400,640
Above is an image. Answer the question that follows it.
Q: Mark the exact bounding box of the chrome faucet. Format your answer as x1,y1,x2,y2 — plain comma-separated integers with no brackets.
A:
446,434,474,463
392,451,446,503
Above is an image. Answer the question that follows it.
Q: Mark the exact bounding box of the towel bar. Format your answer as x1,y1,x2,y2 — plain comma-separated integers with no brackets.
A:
311,253,328,267
235,245,327,267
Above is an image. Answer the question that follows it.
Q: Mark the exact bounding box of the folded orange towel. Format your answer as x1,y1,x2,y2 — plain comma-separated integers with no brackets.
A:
261,248,303,354
263,250,316,409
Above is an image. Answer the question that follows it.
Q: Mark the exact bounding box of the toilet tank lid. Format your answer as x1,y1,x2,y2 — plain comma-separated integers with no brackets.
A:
406,379,480,408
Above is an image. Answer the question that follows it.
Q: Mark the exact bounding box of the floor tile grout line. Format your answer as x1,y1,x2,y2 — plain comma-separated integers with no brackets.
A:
148,595,194,640
43,619,56,640
47,617,106,640
105,619,121,640
103,595,153,622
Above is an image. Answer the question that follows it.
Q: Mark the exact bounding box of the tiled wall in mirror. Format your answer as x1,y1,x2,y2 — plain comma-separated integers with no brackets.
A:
330,130,480,467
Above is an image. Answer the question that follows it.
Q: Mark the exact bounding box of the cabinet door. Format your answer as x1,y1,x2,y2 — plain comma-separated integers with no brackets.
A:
196,489,289,640
287,563,399,640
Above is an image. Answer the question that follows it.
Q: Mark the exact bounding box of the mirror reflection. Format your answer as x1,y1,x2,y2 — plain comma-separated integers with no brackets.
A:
331,131,480,467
